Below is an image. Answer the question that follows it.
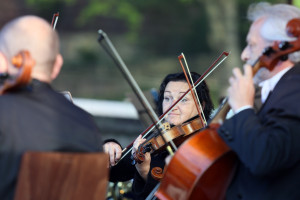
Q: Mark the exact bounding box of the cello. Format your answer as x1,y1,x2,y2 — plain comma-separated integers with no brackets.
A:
154,18,300,200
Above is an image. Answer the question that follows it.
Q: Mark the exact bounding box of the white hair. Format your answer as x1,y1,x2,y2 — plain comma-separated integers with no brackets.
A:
248,2,300,63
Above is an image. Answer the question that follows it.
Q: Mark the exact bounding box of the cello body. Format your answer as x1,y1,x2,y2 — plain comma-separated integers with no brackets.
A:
155,123,237,200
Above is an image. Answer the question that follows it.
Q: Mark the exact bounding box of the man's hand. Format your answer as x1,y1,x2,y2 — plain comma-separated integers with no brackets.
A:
227,64,255,113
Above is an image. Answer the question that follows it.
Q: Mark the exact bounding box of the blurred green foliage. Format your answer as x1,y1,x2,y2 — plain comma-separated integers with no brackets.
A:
26,0,75,5
293,0,300,7
23,0,288,104
24,0,287,55
77,0,142,40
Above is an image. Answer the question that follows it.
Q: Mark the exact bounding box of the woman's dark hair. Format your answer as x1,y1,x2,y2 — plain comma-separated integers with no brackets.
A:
157,72,214,120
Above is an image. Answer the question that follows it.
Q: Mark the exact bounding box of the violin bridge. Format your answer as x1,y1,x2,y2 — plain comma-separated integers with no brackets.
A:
159,122,171,133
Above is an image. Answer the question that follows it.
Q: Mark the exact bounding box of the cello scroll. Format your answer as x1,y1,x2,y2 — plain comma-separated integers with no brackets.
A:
253,18,300,74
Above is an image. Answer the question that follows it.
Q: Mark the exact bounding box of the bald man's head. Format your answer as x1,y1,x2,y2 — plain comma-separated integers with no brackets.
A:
0,15,62,82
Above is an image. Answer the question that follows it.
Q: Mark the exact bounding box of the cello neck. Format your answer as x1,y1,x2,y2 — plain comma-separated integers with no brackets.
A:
145,183,160,200
209,98,231,125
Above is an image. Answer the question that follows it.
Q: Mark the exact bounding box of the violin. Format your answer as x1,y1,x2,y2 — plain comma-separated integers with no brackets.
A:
132,122,183,164
0,50,35,94
132,116,204,165
150,116,206,181
154,18,300,200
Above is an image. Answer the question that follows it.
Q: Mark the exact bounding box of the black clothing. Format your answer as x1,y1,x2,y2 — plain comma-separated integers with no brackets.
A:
130,116,204,199
107,134,168,199
219,64,300,200
109,116,204,199
0,80,103,200
132,151,168,200
109,150,136,182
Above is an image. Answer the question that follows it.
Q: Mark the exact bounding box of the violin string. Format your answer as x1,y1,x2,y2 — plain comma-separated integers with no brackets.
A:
119,121,160,161
121,116,166,152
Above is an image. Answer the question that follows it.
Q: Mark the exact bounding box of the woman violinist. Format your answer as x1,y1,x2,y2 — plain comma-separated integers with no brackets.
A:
104,71,214,199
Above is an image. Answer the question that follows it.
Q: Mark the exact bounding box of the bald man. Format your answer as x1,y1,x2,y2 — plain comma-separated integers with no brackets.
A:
0,16,103,200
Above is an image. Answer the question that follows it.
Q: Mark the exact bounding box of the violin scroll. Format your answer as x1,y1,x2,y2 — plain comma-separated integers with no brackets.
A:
131,145,151,165
0,50,35,94
131,122,173,165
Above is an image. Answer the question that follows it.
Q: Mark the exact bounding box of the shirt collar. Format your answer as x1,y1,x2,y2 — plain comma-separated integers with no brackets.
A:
258,66,292,103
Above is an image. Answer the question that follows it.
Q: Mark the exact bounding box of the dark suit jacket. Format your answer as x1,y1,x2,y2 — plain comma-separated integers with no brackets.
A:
219,64,300,200
0,80,103,200
109,116,209,199
132,151,168,200
108,141,136,183
108,140,167,200
107,141,166,200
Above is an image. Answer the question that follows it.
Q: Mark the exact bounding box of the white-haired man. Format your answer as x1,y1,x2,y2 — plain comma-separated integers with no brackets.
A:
218,2,300,199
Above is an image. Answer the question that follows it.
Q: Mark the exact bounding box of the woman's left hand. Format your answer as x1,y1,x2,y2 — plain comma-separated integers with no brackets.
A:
132,135,151,181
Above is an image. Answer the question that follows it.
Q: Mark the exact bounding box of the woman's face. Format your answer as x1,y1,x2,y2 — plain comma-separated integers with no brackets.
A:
162,81,198,126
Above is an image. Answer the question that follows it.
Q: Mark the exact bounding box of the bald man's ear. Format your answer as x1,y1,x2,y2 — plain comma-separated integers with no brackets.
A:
51,54,63,80
0,52,8,73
